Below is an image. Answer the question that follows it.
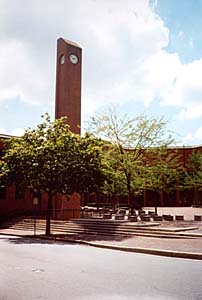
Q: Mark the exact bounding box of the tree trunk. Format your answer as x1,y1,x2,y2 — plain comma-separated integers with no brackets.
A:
154,192,159,215
126,175,135,214
45,192,52,236
96,193,99,211
129,192,135,215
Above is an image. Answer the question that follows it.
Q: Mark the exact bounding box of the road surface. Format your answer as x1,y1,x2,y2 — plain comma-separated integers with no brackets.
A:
0,235,202,300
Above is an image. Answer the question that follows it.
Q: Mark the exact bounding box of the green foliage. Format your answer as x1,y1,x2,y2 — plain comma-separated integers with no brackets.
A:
88,106,181,209
0,158,7,189
145,149,183,193
184,151,202,191
1,114,106,234
2,114,105,196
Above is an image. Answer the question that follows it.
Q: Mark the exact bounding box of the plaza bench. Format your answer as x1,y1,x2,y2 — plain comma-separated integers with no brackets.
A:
194,215,202,221
163,215,174,221
175,215,184,221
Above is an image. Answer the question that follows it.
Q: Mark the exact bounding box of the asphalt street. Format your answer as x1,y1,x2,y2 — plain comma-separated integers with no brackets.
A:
0,235,202,300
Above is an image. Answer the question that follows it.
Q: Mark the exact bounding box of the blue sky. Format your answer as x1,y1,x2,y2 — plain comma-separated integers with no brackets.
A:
155,0,202,63
0,0,202,145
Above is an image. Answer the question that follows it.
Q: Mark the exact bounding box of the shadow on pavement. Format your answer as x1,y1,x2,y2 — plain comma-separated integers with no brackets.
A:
1,232,132,245
1,235,72,245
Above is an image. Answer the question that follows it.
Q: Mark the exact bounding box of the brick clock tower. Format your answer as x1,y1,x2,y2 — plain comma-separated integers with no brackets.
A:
55,38,82,134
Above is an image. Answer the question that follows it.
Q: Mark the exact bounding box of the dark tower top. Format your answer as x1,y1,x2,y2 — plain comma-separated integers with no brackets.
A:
55,38,82,134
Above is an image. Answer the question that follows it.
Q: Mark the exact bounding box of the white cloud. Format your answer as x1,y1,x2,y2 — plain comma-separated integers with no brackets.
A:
179,104,202,120
0,39,53,105
0,0,201,145
128,50,182,106
11,128,25,137
181,126,202,146
0,128,7,135
189,38,194,49
178,31,184,38
195,126,202,140
161,58,202,120
0,127,24,137
0,0,169,118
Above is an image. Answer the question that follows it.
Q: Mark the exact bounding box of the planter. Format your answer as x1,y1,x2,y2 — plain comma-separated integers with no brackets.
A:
140,216,150,222
153,216,162,221
128,216,138,222
163,215,174,221
194,215,202,221
148,211,155,216
175,215,184,221
138,210,145,215
115,214,124,220
103,214,112,219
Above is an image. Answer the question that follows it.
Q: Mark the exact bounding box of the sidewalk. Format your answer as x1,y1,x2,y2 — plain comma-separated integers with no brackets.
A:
88,232,202,260
1,226,202,260
1,207,202,260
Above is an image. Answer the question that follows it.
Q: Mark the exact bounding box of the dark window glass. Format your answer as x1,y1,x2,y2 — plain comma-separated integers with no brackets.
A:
15,186,24,200
0,187,6,200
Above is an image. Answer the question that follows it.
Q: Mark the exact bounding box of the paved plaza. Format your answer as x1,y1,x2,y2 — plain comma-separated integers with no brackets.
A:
1,207,202,259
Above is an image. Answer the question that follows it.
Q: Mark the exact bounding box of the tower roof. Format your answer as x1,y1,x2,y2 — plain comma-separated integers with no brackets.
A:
58,37,81,49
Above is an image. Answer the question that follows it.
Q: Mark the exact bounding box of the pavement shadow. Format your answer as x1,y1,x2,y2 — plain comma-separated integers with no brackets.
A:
1,232,132,245
51,232,131,242
1,235,73,245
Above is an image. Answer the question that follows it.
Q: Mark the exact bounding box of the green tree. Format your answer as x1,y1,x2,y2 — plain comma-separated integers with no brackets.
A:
88,106,180,213
2,114,106,235
185,151,202,191
0,159,7,191
145,149,183,214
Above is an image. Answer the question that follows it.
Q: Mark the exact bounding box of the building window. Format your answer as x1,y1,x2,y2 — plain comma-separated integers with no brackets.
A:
15,186,24,200
0,187,6,200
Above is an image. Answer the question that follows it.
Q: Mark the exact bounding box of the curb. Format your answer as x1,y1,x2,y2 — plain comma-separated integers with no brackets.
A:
34,236,202,260
1,232,202,260
88,242,202,260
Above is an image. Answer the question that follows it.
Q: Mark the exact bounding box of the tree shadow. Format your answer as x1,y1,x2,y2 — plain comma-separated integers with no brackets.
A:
1,235,76,245
1,216,134,244
1,231,132,245
51,232,131,242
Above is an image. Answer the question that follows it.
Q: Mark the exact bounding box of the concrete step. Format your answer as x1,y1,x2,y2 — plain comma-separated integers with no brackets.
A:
69,219,198,234
1,217,201,239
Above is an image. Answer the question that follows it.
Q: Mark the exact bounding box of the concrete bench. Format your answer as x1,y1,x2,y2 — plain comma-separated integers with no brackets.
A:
153,216,163,221
128,216,138,222
148,211,155,216
115,214,125,220
175,215,184,221
194,215,202,221
103,214,112,219
138,210,145,215
140,215,150,222
163,215,174,221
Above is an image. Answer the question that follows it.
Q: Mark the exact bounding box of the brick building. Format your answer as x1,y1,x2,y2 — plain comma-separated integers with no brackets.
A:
0,134,81,222
1,136,202,221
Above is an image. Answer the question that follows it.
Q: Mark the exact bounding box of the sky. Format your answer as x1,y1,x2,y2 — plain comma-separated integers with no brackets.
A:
0,0,202,145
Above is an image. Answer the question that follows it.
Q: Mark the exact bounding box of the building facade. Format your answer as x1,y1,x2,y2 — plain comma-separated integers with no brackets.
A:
1,131,201,222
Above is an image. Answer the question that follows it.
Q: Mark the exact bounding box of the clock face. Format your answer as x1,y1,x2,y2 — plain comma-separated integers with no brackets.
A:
60,54,65,65
69,53,79,64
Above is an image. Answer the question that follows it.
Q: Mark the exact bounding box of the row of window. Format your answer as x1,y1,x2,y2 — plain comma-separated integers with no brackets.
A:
0,187,6,199
0,186,24,200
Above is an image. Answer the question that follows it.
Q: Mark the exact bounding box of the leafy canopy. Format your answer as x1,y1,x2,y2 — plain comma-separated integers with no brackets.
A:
2,114,106,196
88,106,181,206
184,151,202,191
